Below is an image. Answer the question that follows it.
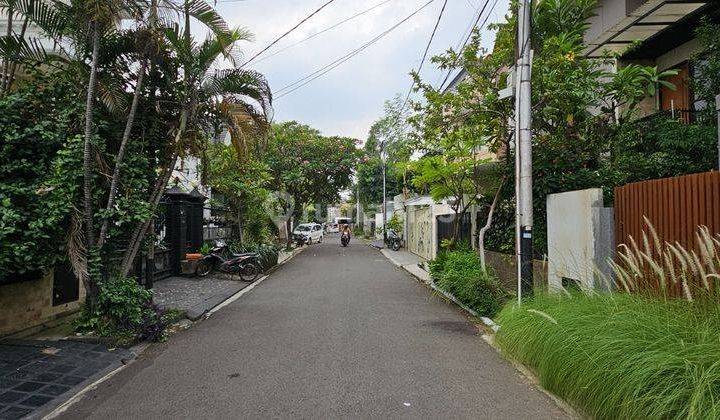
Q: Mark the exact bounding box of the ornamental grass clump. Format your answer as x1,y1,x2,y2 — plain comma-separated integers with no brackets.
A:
496,293,720,419
496,223,720,419
608,219,720,302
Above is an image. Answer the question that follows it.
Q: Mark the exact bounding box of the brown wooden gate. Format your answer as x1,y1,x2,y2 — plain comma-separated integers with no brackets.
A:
614,171,720,251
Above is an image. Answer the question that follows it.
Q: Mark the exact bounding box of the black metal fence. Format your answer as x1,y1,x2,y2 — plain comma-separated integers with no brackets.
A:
436,213,472,248
202,206,238,242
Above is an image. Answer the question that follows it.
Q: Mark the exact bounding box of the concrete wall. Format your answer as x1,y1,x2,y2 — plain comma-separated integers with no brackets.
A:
485,251,548,294
0,272,85,337
546,188,614,291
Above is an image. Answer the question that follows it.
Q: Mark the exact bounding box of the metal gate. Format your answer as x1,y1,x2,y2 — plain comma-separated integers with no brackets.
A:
407,206,433,260
436,212,472,249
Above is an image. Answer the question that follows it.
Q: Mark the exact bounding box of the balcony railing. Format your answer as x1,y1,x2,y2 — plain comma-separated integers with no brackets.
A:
635,108,699,125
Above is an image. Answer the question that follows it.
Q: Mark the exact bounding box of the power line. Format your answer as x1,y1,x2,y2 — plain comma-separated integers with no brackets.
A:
253,0,395,66
274,0,437,100
401,0,448,110
240,0,338,68
437,0,499,91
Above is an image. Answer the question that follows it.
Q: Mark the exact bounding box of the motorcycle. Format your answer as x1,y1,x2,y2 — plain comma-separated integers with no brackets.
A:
385,229,403,251
195,244,260,282
340,231,350,247
293,233,309,247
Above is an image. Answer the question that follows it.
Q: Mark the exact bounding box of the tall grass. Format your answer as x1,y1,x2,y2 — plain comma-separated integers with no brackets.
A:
495,223,720,419
608,219,720,302
496,293,720,419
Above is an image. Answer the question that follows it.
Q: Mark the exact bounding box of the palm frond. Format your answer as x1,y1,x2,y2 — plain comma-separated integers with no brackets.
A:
11,0,69,40
0,34,68,64
201,68,272,117
218,97,270,159
185,0,231,37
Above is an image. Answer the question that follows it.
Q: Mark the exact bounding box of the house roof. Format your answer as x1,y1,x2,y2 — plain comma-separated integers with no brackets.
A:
405,196,438,207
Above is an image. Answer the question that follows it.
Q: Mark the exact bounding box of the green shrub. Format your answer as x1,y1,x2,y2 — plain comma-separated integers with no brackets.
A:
431,250,505,317
496,293,720,419
76,277,170,345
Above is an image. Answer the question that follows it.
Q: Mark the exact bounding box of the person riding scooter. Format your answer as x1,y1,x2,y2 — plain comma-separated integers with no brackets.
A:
340,224,351,247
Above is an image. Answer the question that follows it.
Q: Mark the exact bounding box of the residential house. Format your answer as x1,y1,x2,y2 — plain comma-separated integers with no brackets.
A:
584,0,720,120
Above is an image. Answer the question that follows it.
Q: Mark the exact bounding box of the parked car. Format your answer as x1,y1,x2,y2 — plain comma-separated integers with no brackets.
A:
326,223,339,233
292,223,324,244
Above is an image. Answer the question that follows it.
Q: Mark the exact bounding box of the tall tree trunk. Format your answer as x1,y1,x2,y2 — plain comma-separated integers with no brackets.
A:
4,16,28,92
83,23,101,250
120,109,187,276
97,60,148,248
478,179,505,272
1,5,13,92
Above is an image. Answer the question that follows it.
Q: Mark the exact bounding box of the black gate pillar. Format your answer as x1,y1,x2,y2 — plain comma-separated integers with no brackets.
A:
188,188,207,252
165,187,189,276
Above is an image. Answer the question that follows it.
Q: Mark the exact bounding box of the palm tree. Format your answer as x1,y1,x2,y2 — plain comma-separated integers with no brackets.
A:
119,26,272,276
96,0,232,248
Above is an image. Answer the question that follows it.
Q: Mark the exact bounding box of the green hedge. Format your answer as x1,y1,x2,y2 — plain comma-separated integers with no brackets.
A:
496,293,720,419
429,250,506,317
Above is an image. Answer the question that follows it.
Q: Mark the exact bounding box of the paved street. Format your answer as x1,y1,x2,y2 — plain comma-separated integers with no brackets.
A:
58,238,568,419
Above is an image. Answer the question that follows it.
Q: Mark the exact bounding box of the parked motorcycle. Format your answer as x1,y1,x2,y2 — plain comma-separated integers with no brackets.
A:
385,229,403,251
293,233,309,247
340,231,350,247
195,244,260,282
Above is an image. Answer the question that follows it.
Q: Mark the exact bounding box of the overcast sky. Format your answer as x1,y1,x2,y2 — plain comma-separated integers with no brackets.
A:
214,0,510,141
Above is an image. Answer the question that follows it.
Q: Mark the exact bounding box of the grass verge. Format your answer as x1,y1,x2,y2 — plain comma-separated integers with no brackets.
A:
495,292,720,419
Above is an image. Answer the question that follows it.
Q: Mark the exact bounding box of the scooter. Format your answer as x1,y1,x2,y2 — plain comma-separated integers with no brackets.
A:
195,244,260,282
340,231,350,247
385,229,403,251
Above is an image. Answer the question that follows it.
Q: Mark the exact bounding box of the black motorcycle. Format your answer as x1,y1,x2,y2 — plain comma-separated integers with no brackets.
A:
385,229,403,251
195,245,260,282
340,231,350,247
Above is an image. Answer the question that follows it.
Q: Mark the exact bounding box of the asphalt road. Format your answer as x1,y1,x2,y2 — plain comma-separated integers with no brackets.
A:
57,237,568,419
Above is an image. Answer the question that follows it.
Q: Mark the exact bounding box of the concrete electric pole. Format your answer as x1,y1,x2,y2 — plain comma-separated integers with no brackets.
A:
515,0,533,302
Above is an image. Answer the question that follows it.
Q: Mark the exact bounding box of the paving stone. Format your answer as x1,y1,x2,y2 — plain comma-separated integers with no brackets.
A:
0,406,31,419
0,341,133,418
57,376,84,386
18,394,53,408
0,391,27,404
37,384,70,397
13,382,46,393
33,373,61,383
0,379,19,391
47,364,75,374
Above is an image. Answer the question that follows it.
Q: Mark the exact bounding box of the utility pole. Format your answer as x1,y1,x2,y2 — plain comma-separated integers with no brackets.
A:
515,0,533,302
356,181,362,229
716,94,719,170
381,140,387,242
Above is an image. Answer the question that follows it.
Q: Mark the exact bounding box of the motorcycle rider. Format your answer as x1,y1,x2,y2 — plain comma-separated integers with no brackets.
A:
340,224,351,245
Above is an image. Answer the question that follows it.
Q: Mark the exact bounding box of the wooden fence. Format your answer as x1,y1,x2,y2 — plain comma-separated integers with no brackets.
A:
614,171,720,252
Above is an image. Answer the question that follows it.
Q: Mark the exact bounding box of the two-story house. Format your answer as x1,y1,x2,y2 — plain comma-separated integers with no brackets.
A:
584,0,720,121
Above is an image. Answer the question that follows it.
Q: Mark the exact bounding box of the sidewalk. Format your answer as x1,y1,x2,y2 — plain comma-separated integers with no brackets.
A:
154,247,303,321
0,340,134,419
379,248,431,283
